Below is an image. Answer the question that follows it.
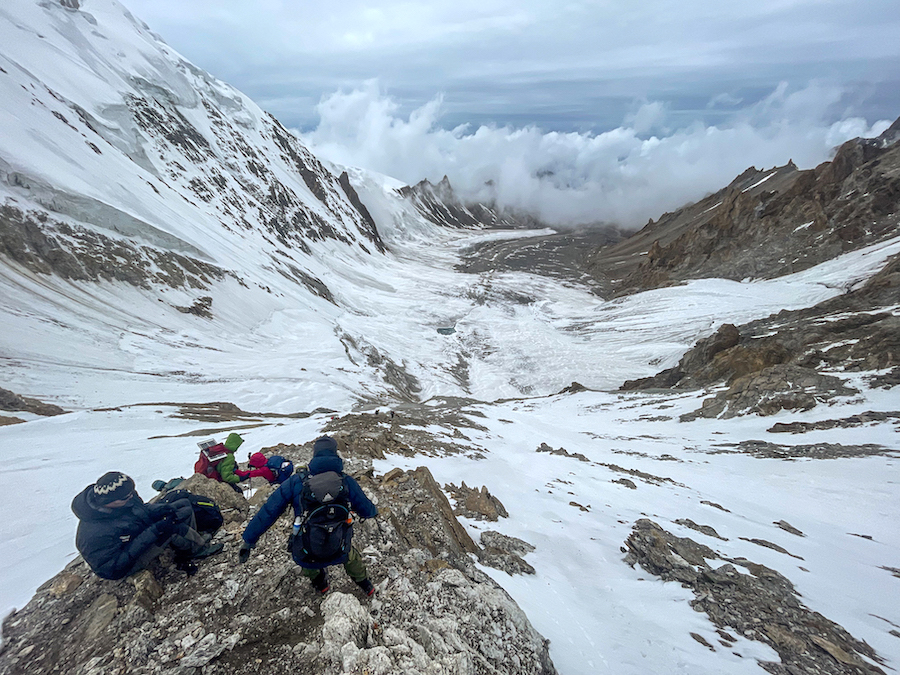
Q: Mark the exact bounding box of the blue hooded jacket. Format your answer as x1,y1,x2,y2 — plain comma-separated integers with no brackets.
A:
241,436,377,567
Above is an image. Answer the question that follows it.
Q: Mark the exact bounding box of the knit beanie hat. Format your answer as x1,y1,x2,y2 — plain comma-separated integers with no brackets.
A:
224,432,244,452
312,435,338,456
93,472,135,505
248,452,267,468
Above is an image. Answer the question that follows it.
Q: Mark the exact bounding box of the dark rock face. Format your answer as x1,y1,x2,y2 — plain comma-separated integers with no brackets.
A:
0,387,65,417
0,444,552,675
0,205,230,290
593,119,900,295
624,519,887,675
680,365,858,421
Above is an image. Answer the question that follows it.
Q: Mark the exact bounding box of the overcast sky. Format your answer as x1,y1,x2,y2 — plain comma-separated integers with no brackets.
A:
122,0,900,226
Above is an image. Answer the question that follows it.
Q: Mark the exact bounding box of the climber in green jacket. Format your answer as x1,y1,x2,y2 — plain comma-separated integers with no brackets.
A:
194,432,245,491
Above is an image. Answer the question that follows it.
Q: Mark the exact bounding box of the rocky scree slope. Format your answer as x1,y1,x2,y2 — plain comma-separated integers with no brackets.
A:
0,434,554,675
588,117,900,296
625,519,889,675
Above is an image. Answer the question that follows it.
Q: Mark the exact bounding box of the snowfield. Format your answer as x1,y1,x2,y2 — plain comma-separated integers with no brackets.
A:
0,1,898,673
1,231,898,674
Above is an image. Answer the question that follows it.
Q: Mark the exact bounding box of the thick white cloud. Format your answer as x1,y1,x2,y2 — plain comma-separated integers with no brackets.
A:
119,0,898,225
302,81,890,227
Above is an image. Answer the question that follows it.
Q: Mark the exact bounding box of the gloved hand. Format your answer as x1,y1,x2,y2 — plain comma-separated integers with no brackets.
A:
238,540,253,564
157,503,177,516
153,513,177,543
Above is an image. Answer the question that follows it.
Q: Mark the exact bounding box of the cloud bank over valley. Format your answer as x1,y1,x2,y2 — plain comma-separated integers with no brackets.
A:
302,81,890,228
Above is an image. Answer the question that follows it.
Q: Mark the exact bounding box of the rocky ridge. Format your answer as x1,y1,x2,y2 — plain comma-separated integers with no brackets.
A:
625,519,888,675
622,246,899,421
0,434,553,675
590,117,900,296
398,177,527,230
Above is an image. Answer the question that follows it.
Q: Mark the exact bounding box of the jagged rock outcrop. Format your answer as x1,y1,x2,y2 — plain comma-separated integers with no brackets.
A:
398,176,524,230
0,444,552,675
444,482,509,521
622,250,899,417
624,519,887,675
592,118,900,295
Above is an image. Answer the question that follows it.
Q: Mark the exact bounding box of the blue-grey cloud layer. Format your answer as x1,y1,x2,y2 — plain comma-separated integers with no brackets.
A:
121,0,898,227
124,0,900,132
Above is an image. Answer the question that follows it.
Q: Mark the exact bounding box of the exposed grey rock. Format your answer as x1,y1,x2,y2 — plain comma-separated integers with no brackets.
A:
723,440,894,460
535,442,590,463
174,296,213,319
445,482,509,521
681,365,857,421
0,456,556,675
868,367,900,389
0,204,232,291
624,519,887,675
737,537,803,560
480,531,535,558
768,410,900,434
773,521,805,537
675,518,728,541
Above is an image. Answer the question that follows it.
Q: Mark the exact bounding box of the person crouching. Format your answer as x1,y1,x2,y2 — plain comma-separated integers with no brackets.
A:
71,471,223,579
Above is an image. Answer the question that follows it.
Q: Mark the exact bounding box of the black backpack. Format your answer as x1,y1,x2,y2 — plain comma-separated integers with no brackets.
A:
292,471,352,565
159,490,224,534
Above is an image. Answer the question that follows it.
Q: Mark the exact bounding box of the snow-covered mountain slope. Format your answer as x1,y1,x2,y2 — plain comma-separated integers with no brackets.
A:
1,2,899,675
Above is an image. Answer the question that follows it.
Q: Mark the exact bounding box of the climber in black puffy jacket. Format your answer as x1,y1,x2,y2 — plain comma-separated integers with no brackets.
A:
71,472,218,579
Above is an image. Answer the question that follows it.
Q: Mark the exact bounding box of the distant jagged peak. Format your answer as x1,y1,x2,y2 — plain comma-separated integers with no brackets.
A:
399,174,551,231
875,114,900,147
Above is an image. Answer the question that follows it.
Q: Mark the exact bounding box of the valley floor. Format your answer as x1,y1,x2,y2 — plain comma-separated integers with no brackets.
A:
1,229,899,674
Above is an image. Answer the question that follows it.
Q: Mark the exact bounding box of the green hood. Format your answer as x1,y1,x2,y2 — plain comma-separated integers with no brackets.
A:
224,433,244,452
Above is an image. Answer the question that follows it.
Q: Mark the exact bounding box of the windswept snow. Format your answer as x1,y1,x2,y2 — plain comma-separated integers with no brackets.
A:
0,2,898,673
2,232,899,674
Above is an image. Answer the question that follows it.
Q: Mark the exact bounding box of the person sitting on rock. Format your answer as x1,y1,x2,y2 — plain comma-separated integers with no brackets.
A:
71,471,223,579
234,452,277,483
238,436,378,596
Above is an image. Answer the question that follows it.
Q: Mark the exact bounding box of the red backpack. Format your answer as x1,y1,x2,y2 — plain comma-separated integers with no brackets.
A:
194,439,230,481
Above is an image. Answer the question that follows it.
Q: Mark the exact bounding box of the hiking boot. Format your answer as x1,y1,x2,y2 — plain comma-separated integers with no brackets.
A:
355,578,375,597
311,571,330,594
175,559,199,576
192,542,224,559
